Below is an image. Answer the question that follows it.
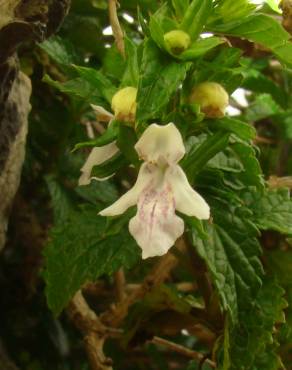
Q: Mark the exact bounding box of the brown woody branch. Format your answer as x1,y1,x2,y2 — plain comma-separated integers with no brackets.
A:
67,290,113,370
101,237,186,327
151,336,216,368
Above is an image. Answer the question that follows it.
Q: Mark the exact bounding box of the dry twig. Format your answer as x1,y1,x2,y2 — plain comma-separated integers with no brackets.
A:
151,336,217,369
101,237,186,327
108,0,125,57
114,269,126,302
268,175,292,189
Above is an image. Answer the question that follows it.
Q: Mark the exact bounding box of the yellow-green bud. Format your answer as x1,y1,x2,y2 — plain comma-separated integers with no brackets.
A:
189,82,229,118
163,30,191,55
111,86,137,122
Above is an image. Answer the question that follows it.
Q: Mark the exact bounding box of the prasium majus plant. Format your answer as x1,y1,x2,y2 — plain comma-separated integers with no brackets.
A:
42,1,292,369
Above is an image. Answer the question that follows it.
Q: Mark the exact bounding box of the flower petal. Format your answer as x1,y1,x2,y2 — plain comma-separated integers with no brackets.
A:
129,171,184,259
79,143,119,185
99,163,156,216
166,165,210,219
135,123,185,165
91,104,114,122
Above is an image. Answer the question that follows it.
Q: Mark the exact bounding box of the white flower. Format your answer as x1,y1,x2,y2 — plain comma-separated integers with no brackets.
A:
79,142,119,185
78,87,137,186
99,123,210,259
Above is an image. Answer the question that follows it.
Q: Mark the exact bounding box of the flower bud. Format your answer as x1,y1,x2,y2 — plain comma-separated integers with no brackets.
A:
163,30,191,55
189,82,229,118
111,86,137,122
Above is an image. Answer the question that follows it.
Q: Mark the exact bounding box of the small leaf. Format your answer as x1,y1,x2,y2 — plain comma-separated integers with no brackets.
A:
207,117,256,141
182,132,230,180
136,39,190,123
180,37,224,61
121,37,139,87
180,0,213,40
172,0,189,20
210,14,292,67
73,65,117,102
73,121,119,151
243,188,292,235
45,175,76,224
43,74,103,105
39,35,82,66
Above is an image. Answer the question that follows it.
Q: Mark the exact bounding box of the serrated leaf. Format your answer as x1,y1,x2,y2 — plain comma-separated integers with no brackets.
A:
75,180,119,205
230,140,264,188
44,205,140,315
45,175,76,224
182,132,230,180
39,35,82,66
73,65,117,103
208,117,256,141
43,74,103,105
245,94,282,122
136,39,190,123
191,186,263,322
243,188,292,235
228,278,286,369
210,14,292,67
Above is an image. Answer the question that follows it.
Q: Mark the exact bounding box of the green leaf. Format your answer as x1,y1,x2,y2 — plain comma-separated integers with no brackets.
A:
136,39,190,123
117,125,140,166
182,132,230,180
91,152,128,179
266,0,282,14
207,117,256,141
121,37,139,87
73,121,119,151
149,3,178,52
211,0,256,23
243,188,292,235
208,149,244,173
39,35,82,66
228,278,286,369
73,65,117,102
242,66,287,108
75,180,119,205
180,0,213,40
45,175,76,224
230,140,264,188
245,94,283,122
172,0,189,20
191,216,262,322
210,14,292,67
43,74,103,105
44,205,140,315
180,37,224,60
253,347,284,370
149,13,166,51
